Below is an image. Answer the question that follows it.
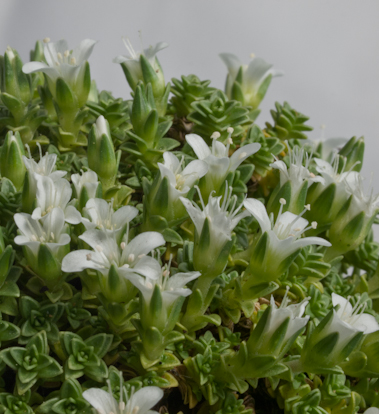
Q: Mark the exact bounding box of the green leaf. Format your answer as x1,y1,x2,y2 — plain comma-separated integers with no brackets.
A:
85,333,113,358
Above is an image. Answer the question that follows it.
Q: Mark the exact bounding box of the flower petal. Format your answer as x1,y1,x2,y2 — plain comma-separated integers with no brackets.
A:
291,236,331,251
180,197,205,235
71,39,97,64
128,386,163,414
121,256,162,280
112,206,138,229
219,53,242,79
82,389,118,414
62,249,106,273
351,313,379,334
243,198,271,233
229,143,261,171
186,134,211,160
245,57,283,89
123,232,165,260
166,271,201,290
65,205,82,224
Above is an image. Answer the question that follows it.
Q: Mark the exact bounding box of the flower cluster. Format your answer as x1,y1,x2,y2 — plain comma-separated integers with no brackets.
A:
0,35,377,414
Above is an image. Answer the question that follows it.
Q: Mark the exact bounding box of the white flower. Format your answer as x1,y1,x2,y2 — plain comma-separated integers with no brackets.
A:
158,152,208,199
344,174,379,219
311,136,349,161
186,132,260,196
300,294,379,371
130,267,201,309
243,198,331,283
31,176,81,225
250,292,310,357
332,293,379,335
271,145,324,196
23,38,96,87
83,383,163,414
219,53,283,108
113,38,168,89
14,207,70,256
314,156,359,187
181,186,249,254
244,198,331,259
22,144,67,209
82,198,138,239
23,149,66,181
268,294,310,344
61,229,164,281
71,170,100,200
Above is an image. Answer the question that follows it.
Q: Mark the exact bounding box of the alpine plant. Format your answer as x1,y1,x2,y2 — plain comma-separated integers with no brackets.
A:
0,34,376,414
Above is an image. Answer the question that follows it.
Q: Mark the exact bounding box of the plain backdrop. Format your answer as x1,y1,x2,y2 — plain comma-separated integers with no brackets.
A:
1,0,379,237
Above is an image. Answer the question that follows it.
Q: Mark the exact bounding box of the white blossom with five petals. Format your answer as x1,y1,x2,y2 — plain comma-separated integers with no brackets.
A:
158,152,208,200
23,38,96,87
62,229,165,281
243,198,331,283
186,132,260,197
81,198,138,240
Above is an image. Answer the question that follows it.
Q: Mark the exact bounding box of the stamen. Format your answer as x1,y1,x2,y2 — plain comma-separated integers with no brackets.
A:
43,37,50,43
122,37,138,60
194,185,206,210
227,127,234,134
64,50,70,58
96,245,103,252
37,142,43,161
86,253,92,261
70,57,76,65
280,286,290,308
211,131,221,140
128,253,135,262
238,152,247,160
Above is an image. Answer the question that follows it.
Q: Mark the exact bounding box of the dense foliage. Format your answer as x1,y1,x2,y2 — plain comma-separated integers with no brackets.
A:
0,37,378,414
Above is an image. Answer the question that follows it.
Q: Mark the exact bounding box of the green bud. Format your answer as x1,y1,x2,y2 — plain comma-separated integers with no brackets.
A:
338,136,365,172
0,131,26,190
87,115,117,189
74,61,91,108
140,54,166,99
1,47,31,107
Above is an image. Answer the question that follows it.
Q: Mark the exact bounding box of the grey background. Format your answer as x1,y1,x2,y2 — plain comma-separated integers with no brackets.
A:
1,0,379,236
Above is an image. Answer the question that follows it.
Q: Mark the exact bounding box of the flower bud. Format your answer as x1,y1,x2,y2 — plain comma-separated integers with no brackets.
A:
87,116,117,190
0,131,26,190
0,47,31,116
